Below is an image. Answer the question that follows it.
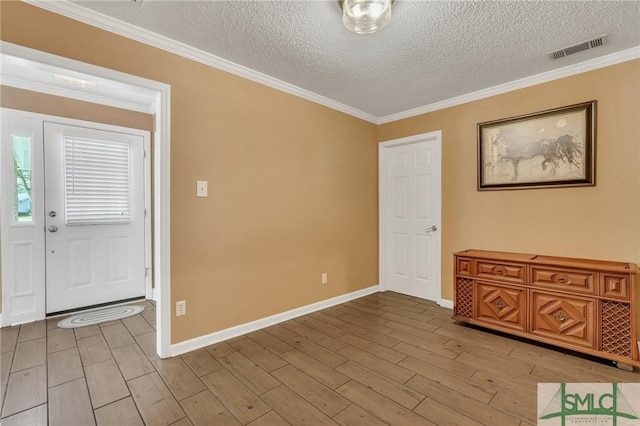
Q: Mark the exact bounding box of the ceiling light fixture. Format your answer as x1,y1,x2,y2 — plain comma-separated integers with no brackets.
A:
54,73,96,88
341,0,393,35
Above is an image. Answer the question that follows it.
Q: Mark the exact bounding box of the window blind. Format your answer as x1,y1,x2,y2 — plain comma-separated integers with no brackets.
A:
64,135,131,225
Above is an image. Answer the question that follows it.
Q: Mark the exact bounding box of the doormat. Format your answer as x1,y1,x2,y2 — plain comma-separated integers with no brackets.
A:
57,305,145,328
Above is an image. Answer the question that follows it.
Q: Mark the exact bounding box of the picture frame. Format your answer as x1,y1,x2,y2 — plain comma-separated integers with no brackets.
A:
477,101,596,190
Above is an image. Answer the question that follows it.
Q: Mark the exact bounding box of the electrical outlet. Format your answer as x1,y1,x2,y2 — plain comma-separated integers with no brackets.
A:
321,273,328,284
176,300,186,316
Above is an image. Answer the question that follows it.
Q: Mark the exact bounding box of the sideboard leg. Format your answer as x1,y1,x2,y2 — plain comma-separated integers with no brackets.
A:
615,361,634,372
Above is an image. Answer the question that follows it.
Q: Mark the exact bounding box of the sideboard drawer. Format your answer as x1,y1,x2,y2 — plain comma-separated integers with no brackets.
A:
456,257,474,277
531,267,595,295
600,273,631,300
476,260,526,285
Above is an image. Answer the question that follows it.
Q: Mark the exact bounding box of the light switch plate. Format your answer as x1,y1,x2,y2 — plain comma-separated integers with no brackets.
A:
176,300,186,316
196,180,208,197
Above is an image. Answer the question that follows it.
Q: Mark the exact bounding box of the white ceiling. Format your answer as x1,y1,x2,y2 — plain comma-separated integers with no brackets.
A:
29,1,640,120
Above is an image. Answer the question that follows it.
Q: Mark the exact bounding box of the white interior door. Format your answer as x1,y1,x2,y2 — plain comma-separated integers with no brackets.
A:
382,133,441,301
44,122,146,313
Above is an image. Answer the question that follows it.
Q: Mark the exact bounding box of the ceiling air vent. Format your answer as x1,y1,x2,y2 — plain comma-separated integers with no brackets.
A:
547,35,607,60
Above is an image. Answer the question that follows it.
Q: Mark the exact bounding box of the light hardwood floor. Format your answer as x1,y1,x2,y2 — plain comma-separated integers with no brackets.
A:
1,292,638,425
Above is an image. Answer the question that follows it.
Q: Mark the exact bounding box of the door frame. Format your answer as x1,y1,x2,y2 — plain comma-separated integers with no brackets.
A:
379,131,443,305
0,42,172,358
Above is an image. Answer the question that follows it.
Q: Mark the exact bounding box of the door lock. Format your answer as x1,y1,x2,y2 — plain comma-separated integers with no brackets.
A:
48,225,58,233
49,211,57,217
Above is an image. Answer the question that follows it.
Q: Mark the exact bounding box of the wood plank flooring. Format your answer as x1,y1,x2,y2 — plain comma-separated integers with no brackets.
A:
1,293,639,425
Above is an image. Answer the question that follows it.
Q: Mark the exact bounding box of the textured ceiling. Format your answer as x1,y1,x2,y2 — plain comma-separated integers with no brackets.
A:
69,0,640,119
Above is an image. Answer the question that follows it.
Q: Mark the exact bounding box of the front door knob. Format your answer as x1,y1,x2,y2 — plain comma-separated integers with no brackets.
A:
48,225,58,233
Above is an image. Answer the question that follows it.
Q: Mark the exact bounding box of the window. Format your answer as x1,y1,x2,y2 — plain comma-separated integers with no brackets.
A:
64,135,131,224
13,135,32,223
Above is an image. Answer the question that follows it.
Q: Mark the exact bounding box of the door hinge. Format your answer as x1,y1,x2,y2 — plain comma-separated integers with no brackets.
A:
144,208,147,218
144,150,147,159
145,267,150,277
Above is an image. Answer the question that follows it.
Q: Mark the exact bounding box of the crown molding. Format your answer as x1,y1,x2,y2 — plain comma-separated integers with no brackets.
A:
19,1,640,126
378,46,640,124
23,0,379,124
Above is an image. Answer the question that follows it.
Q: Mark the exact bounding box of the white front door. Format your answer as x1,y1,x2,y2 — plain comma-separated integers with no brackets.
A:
381,132,441,301
44,123,146,313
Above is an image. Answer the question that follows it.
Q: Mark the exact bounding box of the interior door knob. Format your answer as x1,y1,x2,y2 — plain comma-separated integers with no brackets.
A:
48,225,58,233
425,225,437,233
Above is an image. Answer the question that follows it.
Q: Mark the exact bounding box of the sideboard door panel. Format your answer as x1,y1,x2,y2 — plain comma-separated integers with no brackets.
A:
531,291,595,349
476,282,527,332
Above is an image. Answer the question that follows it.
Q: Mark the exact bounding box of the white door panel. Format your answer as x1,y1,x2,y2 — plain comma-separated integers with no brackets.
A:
393,233,408,276
383,135,441,301
44,123,145,313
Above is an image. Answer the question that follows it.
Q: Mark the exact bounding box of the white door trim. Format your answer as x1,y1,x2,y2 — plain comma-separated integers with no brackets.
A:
0,42,172,358
379,131,443,305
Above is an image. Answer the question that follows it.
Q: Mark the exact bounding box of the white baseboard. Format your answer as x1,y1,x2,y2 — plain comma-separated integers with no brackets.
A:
150,287,158,302
170,285,380,356
438,298,453,309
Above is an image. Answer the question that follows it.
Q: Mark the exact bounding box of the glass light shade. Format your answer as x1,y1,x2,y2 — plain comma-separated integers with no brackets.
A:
342,0,392,35
54,73,96,88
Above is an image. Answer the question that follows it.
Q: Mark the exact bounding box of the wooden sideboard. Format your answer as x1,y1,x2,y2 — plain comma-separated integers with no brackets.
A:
453,249,639,369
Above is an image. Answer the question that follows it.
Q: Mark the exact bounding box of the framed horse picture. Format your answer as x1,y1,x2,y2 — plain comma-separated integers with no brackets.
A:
478,101,596,190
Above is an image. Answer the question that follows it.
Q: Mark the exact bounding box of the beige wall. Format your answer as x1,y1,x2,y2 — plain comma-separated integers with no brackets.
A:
378,60,640,300
0,2,378,342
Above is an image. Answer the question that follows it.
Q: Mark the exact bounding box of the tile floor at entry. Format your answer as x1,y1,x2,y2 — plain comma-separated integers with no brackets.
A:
1,293,639,425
